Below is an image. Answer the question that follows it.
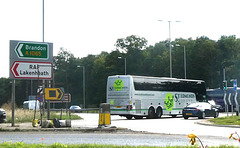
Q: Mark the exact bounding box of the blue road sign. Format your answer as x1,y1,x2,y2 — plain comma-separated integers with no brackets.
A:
234,80,237,91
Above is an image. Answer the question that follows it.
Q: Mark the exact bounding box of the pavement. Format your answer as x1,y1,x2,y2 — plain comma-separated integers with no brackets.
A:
0,119,132,132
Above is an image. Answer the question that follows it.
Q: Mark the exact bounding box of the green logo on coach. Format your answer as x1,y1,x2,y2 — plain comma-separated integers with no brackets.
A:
114,79,124,91
164,93,174,112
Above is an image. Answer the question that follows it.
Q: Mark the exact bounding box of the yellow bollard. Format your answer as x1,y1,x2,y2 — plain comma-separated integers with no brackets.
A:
98,103,111,127
99,113,104,125
32,119,38,127
104,113,111,125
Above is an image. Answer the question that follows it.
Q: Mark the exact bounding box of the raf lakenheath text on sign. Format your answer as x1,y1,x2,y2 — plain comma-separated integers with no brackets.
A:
9,40,53,80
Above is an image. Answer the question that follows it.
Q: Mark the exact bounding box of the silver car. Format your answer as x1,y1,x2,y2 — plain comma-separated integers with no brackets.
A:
69,105,81,113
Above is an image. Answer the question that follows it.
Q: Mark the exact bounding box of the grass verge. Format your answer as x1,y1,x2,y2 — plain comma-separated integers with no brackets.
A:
209,115,240,125
6,109,82,123
0,142,238,148
1,101,82,123
4,109,82,123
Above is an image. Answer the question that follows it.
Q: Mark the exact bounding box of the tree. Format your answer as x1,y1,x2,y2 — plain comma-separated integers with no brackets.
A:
115,35,148,75
184,37,220,87
143,41,169,76
217,36,238,83
115,35,148,53
0,78,11,107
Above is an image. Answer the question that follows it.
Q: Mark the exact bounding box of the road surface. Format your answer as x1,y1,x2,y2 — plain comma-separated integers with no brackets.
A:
0,113,239,147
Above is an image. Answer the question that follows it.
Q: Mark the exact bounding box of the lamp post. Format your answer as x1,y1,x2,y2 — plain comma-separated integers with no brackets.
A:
118,57,126,75
158,20,180,78
176,44,186,79
77,65,85,108
42,0,44,42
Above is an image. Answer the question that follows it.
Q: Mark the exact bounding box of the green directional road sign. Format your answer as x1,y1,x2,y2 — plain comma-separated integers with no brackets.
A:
15,42,49,59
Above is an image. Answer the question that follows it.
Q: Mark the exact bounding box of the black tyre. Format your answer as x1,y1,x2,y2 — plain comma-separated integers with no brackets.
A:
126,116,133,120
156,107,162,118
214,112,219,118
147,107,155,119
134,116,143,119
199,112,205,119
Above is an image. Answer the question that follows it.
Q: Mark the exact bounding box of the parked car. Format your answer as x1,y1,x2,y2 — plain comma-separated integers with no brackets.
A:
182,102,219,119
0,108,6,123
69,105,81,113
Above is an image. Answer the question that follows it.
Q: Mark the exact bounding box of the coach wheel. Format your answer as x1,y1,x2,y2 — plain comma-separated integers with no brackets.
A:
156,107,162,118
147,107,155,119
126,115,133,120
134,116,143,119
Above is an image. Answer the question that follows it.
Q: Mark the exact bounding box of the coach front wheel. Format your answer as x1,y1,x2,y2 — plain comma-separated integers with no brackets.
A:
156,107,162,118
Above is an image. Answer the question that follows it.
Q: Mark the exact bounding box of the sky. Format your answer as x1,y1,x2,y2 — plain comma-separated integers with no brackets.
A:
1,0,240,78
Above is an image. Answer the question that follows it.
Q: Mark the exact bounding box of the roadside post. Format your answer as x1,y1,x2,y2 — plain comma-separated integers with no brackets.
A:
231,79,239,116
223,93,228,115
228,93,234,116
223,80,228,115
234,92,239,116
98,103,111,127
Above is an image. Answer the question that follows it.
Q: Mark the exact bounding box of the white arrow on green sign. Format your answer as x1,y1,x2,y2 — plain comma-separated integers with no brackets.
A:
15,42,49,59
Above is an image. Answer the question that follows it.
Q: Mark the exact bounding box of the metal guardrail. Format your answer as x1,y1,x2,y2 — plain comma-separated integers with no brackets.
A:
49,108,99,113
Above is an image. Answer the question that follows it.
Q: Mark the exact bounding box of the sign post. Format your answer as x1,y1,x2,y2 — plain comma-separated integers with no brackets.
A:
9,40,53,126
11,80,15,127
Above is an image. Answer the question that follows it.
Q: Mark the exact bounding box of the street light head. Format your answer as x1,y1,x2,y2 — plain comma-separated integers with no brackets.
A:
77,65,85,68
